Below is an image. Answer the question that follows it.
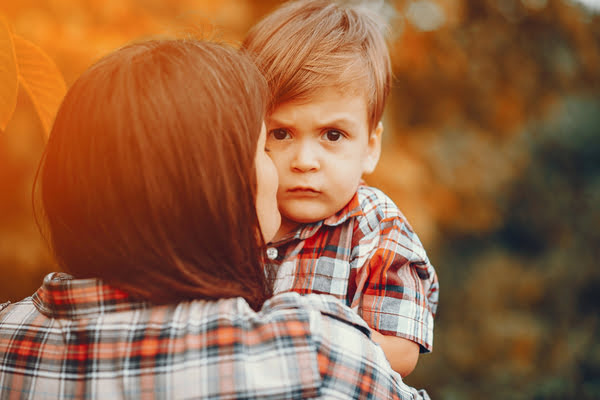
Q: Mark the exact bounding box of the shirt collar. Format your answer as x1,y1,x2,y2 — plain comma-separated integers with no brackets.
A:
271,190,363,246
32,272,148,319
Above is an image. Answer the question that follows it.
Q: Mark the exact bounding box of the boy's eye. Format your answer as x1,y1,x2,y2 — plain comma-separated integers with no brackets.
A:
322,130,343,142
269,128,291,140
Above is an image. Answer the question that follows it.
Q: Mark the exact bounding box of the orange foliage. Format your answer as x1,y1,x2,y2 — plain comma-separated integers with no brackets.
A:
0,16,66,136
0,17,18,131
12,34,66,135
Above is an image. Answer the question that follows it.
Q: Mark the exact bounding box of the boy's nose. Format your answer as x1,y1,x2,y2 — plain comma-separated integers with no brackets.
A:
290,141,319,172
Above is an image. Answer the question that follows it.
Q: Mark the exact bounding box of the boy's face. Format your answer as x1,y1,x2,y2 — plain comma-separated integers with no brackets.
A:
266,87,382,233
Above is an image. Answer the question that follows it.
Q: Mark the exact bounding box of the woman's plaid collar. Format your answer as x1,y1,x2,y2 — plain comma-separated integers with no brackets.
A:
32,272,148,319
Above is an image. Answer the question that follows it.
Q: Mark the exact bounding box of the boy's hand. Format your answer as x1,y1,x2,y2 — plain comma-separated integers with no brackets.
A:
371,330,420,378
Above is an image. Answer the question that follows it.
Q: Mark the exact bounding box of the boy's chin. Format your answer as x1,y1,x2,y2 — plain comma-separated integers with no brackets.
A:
281,208,329,225
272,206,335,241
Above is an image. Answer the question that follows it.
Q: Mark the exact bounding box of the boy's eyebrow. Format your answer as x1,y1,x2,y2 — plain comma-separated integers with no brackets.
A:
267,114,359,129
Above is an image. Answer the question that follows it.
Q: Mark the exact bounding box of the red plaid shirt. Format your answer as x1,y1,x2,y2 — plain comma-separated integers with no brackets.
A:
0,272,430,399
269,185,439,352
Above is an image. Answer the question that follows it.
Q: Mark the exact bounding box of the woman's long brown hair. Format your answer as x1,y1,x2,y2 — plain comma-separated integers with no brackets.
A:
36,40,272,310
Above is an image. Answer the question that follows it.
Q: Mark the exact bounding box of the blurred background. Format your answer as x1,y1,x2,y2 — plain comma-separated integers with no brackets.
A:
1,0,598,398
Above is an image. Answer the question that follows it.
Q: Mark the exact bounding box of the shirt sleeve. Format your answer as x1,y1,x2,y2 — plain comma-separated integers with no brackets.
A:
349,190,439,353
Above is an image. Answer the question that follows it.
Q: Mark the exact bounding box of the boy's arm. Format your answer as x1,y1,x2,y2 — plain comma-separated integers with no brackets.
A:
352,212,437,356
349,187,439,374
370,330,420,377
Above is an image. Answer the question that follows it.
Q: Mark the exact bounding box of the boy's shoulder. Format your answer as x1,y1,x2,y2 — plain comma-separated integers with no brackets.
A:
322,184,416,238
355,184,402,217
324,184,402,224
348,184,409,228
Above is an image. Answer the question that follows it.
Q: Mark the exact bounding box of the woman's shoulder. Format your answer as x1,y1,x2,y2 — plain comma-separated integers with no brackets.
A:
0,298,34,329
263,293,370,333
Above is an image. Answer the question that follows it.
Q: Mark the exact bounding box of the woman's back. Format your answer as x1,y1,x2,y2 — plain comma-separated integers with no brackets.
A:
0,273,424,399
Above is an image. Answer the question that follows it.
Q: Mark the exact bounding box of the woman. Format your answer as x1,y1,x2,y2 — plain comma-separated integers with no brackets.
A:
0,39,428,399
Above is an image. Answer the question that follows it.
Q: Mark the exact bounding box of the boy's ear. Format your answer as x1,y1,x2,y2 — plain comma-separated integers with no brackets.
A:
362,121,383,174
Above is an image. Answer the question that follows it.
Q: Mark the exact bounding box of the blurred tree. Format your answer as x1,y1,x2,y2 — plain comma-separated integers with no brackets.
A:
406,97,600,399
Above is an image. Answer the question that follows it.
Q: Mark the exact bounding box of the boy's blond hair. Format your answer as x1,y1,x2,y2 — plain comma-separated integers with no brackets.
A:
242,0,392,132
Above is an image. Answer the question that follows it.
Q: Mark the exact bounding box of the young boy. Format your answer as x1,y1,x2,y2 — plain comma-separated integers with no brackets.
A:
243,0,439,377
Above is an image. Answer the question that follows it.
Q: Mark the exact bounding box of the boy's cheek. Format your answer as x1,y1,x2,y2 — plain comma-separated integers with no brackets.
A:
265,150,288,170
264,139,284,156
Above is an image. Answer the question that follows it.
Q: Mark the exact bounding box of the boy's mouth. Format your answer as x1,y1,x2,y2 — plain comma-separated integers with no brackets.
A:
287,187,321,196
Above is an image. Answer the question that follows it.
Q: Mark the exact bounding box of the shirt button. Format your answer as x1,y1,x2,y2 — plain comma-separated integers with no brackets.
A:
266,247,278,260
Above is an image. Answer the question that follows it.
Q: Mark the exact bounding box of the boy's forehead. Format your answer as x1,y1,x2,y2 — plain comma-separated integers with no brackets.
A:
302,85,367,104
267,86,372,132
269,86,369,115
